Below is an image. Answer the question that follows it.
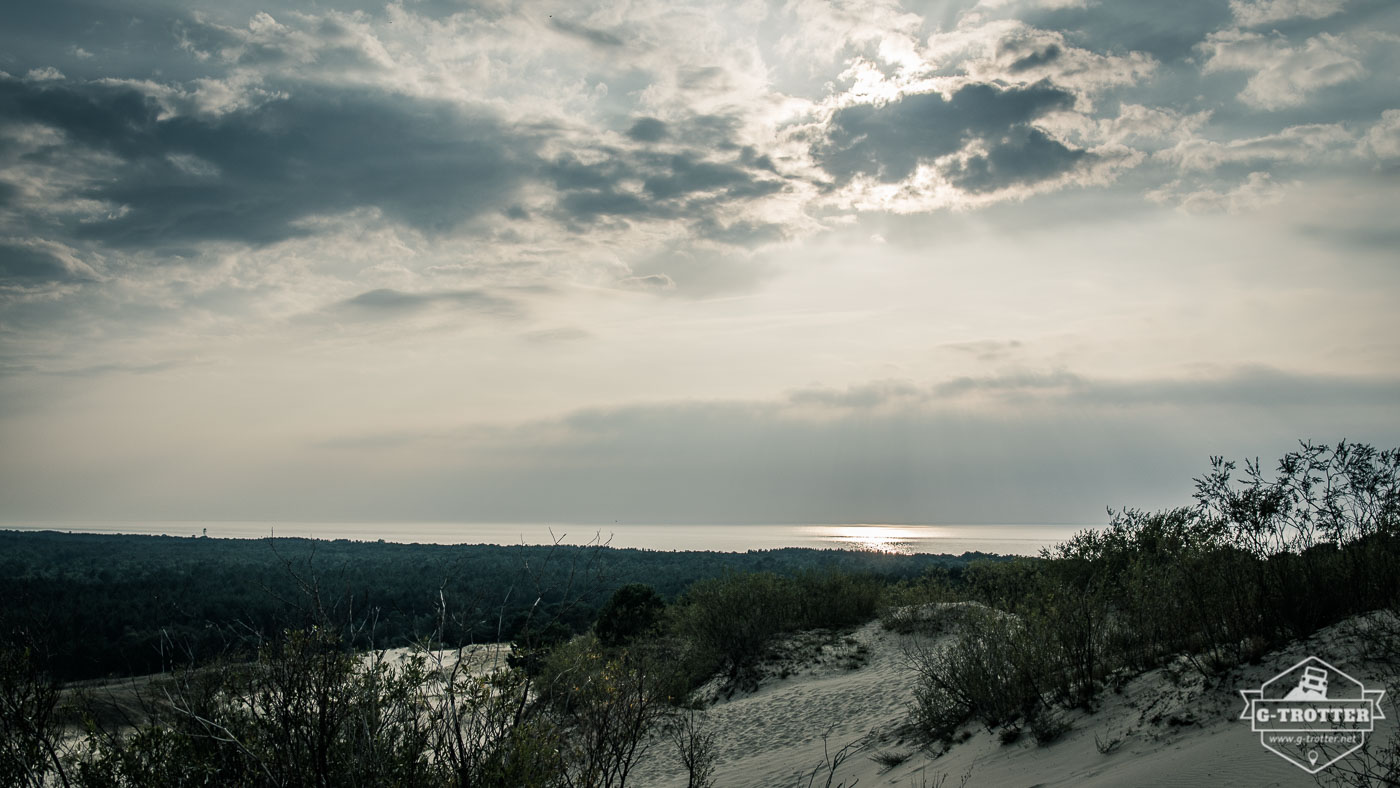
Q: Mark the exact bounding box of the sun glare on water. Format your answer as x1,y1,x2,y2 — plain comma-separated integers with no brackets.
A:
818,525,923,554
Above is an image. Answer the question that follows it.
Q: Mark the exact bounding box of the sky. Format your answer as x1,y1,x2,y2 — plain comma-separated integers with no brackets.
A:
1,0,1398,526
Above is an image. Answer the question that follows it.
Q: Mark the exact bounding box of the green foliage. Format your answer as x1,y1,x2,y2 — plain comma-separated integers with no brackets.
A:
594,584,665,648
672,569,884,680
906,441,1400,746
906,607,1047,736
68,625,677,788
75,628,441,787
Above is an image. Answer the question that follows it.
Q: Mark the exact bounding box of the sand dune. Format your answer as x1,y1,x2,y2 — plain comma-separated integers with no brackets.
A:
634,614,1396,788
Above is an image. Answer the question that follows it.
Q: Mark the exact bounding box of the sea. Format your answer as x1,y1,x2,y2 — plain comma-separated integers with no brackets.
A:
0,521,1095,556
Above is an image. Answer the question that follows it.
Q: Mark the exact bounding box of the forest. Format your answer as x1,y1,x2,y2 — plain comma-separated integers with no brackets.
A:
0,529,992,681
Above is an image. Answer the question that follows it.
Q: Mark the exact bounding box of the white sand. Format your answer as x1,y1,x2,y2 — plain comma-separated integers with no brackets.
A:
631,614,1397,788
370,641,513,678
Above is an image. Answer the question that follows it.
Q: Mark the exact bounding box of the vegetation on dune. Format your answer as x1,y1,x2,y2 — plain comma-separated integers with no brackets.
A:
0,535,963,786
672,570,884,684
2,439,1398,786
901,440,1400,771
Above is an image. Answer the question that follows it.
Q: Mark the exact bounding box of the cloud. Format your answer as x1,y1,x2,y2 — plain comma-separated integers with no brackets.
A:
1148,171,1289,213
787,379,924,408
25,67,65,82
622,243,780,297
940,125,1090,193
691,217,788,245
548,17,628,48
1362,108,1400,160
333,288,521,317
546,141,788,231
642,155,763,200
816,81,1079,184
2,0,1399,527
262,366,1400,524
1159,123,1354,169
625,117,669,142
0,238,98,284
940,339,1025,362
523,326,593,344
46,359,192,378
0,75,536,247
941,21,1159,93
1230,0,1349,27
782,367,1400,410
557,189,657,221
930,369,1084,399
1200,29,1366,109
615,273,676,292
1064,104,1212,148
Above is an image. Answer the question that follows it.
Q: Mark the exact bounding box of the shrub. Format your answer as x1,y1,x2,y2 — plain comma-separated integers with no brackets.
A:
671,569,883,681
0,644,69,788
904,607,1045,736
1029,707,1070,746
906,442,1400,750
668,708,718,788
595,583,665,647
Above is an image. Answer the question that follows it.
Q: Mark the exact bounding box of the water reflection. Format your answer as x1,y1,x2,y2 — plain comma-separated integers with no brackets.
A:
817,525,922,554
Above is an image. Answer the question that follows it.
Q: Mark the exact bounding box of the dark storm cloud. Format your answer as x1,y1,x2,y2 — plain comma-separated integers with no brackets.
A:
0,75,536,248
817,81,1080,185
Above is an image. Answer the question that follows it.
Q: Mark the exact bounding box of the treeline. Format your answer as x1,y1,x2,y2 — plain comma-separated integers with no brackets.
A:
902,440,1400,754
0,530,991,681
